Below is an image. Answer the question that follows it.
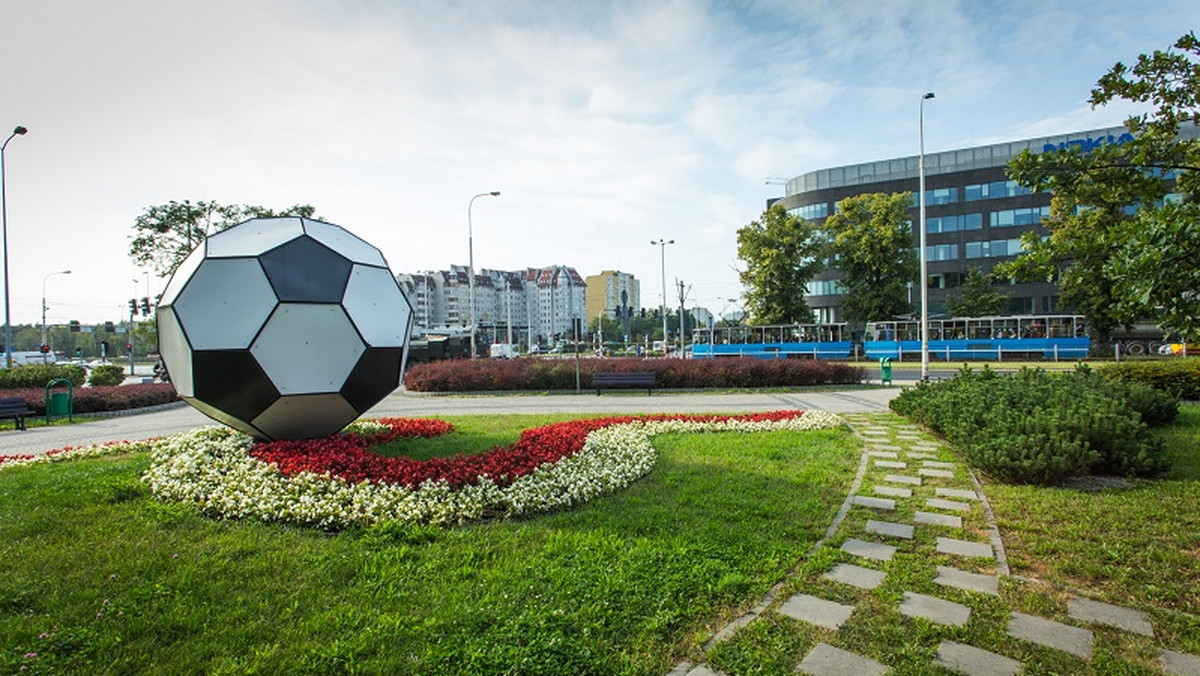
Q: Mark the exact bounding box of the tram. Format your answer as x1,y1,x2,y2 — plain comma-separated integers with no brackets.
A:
690,314,1091,361
690,323,853,360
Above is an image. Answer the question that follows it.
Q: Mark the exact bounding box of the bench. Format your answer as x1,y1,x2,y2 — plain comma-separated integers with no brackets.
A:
0,397,36,430
593,371,656,396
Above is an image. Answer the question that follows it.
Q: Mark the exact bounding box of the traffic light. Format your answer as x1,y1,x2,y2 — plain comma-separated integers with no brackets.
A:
104,321,115,332
40,344,50,354
75,347,83,358
129,298,138,315
68,320,81,332
140,297,151,316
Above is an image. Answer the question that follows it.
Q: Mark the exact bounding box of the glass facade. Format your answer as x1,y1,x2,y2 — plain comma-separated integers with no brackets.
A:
926,213,982,233
926,244,958,261
965,238,1023,259
790,202,829,220
964,180,1033,201
990,206,1050,227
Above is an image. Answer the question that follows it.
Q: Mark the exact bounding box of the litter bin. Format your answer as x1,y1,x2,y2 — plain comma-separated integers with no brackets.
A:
45,378,74,423
879,357,893,386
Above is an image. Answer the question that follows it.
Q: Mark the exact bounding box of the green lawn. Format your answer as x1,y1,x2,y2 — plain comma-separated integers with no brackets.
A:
0,415,859,675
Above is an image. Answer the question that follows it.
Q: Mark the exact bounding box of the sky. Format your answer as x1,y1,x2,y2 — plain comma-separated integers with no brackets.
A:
0,0,1193,326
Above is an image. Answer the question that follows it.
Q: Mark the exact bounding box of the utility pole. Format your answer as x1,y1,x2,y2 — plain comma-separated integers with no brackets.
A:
677,279,688,357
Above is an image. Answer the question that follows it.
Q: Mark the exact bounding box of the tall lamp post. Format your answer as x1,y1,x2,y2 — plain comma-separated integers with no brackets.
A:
41,269,71,361
650,239,674,356
2,125,28,369
919,92,935,381
467,191,500,359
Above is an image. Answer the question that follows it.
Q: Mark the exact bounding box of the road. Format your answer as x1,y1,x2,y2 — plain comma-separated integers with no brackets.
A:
1,386,901,458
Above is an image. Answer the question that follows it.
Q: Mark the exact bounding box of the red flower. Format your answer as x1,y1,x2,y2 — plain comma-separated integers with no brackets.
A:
247,412,808,490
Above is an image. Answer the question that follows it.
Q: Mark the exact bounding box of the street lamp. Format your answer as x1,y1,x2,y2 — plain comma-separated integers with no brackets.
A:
919,92,934,381
467,191,500,359
650,239,674,356
41,269,71,362
2,125,28,369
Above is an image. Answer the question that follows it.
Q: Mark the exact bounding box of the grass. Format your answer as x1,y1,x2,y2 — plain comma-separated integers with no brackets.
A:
706,407,1200,675
0,414,860,675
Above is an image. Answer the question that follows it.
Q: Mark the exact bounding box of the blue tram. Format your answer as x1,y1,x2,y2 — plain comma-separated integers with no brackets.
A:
691,323,853,360
690,315,1090,361
864,315,1089,360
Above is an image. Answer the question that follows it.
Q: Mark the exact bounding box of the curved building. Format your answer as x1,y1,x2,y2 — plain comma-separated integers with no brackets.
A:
775,124,1192,323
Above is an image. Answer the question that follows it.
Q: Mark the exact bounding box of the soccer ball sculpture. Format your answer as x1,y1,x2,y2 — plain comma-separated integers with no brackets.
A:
157,217,413,441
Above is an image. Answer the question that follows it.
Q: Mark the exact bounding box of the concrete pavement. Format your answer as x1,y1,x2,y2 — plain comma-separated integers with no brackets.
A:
1,386,901,457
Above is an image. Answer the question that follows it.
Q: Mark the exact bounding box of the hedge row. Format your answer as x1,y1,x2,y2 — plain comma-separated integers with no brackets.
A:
889,365,1178,485
1,383,180,416
0,363,87,388
402,357,865,392
1099,357,1200,401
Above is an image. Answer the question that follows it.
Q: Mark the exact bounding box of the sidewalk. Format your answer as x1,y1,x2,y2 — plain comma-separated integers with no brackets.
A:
1,387,901,457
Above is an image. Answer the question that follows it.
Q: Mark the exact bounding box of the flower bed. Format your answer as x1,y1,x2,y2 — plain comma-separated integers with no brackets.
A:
145,411,843,529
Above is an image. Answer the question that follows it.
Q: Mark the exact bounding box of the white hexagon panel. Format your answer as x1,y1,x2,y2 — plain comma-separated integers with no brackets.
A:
156,217,413,440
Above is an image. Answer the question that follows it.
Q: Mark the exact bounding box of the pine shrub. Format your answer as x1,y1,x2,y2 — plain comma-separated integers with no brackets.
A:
1099,357,1200,401
890,365,1173,484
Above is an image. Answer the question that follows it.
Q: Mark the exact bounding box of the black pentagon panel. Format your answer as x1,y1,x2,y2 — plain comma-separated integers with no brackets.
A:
192,350,281,424
339,347,404,413
185,396,271,441
259,235,353,302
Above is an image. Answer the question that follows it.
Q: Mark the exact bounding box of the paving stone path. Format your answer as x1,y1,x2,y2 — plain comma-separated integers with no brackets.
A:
670,414,1200,676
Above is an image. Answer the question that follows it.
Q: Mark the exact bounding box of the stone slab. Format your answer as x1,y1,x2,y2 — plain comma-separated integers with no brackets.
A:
841,537,897,561
885,474,922,486
926,498,971,512
778,593,855,630
936,487,979,501
1068,597,1154,636
935,565,999,595
867,451,899,459
873,485,912,498
1007,611,1093,659
873,444,902,451
934,640,1021,676
923,461,956,469
915,511,963,528
861,429,888,436
900,591,971,626
798,643,889,676
875,460,908,469
683,665,722,676
866,519,914,539
906,452,938,460
912,443,940,451
823,563,887,590
1161,648,1200,675
937,537,993,559
920,468,955,478
853,496,896,510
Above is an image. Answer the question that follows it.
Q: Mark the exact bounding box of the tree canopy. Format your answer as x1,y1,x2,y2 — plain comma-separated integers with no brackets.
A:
735,204,823,325
823,192,917,325
130,201,318,278
998,32,1200,342
944,267,1010,318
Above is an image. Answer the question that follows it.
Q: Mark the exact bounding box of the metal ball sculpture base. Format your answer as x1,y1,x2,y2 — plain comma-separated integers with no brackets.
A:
156,217,413,441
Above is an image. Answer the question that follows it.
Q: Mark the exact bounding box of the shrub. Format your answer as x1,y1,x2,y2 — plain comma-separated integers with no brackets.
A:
1099,357,1200,401
0,363,86,389
1,383,180,415
890,365,1173,485
88,364,127,387
402,357,865,392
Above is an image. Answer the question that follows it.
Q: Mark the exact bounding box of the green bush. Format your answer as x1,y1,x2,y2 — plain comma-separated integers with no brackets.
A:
1099,357,1200,401
88,364,127,387
1,383,179,415
890,365,1175,485
0,363,86,389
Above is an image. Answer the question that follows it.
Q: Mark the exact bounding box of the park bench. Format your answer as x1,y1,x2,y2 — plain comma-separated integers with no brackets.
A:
593,371,656,396
0,397,36,430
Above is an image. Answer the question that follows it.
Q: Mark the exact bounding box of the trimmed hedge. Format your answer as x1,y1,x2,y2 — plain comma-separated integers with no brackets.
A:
88,364,127,387
1099,357,1200,401
1,383,180,416
402,357,865,392
889,365,1178,485
0,363,87,389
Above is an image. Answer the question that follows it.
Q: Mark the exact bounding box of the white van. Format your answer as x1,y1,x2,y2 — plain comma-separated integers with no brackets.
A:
489,343,519,359
5,351,57,366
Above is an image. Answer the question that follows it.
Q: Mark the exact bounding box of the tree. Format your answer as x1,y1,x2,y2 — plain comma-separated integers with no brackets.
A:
999,32,1200,342
130,200,318,277
823,192,917,325
944,267,1010,317
735,204,823,325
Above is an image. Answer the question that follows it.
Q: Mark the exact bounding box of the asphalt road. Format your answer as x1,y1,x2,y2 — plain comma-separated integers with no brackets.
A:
1,386,901,458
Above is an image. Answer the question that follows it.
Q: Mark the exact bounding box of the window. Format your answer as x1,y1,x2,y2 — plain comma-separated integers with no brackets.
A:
926,244,957,261
790,203,829,220
806,279,844,296
990,206,1049,227
910,187,958,207
925,213,982,234
966,238,1024,259
964,180,1034,201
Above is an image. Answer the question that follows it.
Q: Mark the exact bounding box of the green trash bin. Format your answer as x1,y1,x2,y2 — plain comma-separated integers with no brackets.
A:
879,357,893,386
45,378,75,422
